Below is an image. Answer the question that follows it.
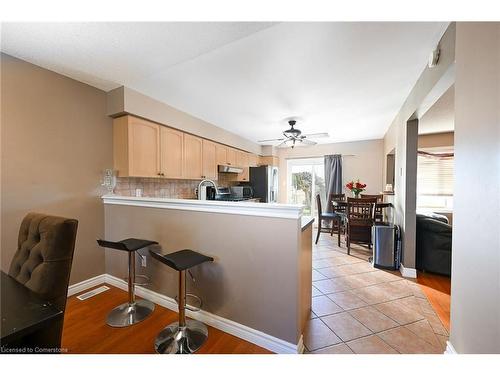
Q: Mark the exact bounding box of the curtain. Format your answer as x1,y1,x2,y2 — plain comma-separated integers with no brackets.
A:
324,154,342,213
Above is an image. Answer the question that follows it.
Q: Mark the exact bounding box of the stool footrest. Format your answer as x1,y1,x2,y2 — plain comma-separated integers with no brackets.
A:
175,293,202,312
122,274,151,287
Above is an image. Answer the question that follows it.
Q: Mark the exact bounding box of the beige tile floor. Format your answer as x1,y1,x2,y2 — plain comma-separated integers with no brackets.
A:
305,234,449,354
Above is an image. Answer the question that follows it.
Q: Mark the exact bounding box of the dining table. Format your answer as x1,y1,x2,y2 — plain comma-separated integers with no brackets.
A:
1,271,63,352
329,199,394,250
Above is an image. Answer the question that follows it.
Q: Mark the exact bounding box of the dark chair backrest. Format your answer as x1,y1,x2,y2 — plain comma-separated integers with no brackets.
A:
360,194,383,202
347,197,376,223
360,194,384,220
328,193,346,212
316,193,323,220
8,213,78,311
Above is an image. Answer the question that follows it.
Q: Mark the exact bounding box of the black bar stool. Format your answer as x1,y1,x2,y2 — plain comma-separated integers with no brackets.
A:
97,238,157,327
149,248,213,354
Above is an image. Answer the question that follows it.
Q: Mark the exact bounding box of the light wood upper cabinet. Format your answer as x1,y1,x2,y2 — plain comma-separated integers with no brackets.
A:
259,155,279,167
113,116,161,177
248,153,259,167
236,151,250,182
215,144,228,165
113,115,258,181
160,127,183,178
202,139,217,180
183,134,203,179
227,147,237,166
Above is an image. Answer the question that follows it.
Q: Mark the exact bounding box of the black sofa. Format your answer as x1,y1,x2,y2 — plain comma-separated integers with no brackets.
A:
416,213,452,276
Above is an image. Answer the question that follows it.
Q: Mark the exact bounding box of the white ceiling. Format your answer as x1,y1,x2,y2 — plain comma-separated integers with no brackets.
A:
419,85,454,135
1,22,448,144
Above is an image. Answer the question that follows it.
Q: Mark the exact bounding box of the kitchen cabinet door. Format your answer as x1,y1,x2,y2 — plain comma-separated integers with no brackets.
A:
249,153,259,167
236,151,250,182
259,156,279,167
215,143,227,165
128,117,161,177
202,139,217,180
227,147,237,166
160,127,183,178
183,134,203,179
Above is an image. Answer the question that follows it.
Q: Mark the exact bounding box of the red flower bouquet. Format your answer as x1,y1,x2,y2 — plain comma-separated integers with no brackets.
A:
346,180,367,198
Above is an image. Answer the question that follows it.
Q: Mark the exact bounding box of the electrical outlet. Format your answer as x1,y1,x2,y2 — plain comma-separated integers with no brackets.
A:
141,256,147,267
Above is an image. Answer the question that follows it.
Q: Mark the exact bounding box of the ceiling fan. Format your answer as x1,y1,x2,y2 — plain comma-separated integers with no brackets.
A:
258,120,328,148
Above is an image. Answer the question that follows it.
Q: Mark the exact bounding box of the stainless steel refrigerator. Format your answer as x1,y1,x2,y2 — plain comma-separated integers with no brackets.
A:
249,166,279,203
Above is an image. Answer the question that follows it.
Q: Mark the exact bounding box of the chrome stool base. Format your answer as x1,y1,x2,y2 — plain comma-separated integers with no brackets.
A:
107,299,155,327
154,319,208,354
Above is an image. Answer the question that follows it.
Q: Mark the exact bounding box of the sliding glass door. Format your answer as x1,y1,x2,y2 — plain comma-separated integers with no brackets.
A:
287,158,325,217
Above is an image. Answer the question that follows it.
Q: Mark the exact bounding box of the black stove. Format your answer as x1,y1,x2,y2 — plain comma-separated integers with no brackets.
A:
214,196,249,202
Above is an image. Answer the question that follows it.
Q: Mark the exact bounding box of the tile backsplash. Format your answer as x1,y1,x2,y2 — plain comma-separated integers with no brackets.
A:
114,173,239,199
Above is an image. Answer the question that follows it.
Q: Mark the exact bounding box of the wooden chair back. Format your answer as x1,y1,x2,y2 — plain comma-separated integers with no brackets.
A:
328,193,346,213
316,193,323,219
360,194,383,221
360,194,383,202
345,198,376,252
347,197,376,222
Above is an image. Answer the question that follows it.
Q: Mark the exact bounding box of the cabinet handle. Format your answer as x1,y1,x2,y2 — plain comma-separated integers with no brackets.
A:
161,173,165,176
201,175,205,178
157,172,161,176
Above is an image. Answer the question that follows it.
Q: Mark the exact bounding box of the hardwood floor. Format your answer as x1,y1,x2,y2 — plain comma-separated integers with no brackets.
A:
61,285,271,354
416,272,451,331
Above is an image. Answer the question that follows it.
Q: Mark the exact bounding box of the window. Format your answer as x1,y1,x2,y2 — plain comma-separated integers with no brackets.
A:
286,158,325,217
417,148,454,210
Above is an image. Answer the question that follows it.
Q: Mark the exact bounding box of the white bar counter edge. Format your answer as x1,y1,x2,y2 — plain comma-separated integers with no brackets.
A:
102,194,304,219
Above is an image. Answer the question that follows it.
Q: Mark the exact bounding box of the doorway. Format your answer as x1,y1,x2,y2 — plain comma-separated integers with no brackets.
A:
286,158,325,217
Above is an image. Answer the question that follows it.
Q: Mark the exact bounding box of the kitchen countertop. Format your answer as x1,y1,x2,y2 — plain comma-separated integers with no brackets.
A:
301,216,315,231
102,194,303,219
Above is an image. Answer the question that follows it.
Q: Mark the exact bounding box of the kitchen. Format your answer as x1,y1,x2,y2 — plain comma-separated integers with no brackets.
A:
101,90,313,353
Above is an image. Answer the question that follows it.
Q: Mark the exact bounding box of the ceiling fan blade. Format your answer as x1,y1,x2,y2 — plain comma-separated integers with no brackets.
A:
301,132,329,139
300,139,317,146
277,140,290,148
257,138,285,143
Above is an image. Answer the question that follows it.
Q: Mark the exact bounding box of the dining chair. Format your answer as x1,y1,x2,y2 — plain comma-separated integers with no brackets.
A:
328,193,346,246
8,212,78,348
345,197,376,254
315,194,340,245
360,194,384,222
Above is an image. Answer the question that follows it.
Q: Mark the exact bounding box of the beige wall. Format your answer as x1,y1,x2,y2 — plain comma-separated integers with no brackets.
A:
1,54,112,284
104,203,306,344
107,86,262,155
382,23,456,269
277,139,384,204
418,131,454,149
450,22,500,354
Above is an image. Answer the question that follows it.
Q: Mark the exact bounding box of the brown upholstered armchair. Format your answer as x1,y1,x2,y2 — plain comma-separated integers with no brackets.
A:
8,213,78,346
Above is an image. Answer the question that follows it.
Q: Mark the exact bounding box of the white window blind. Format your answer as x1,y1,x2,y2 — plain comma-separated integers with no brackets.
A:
417,155,454,196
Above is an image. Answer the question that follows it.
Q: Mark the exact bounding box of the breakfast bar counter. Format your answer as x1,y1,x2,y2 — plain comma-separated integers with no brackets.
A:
102,194,311,353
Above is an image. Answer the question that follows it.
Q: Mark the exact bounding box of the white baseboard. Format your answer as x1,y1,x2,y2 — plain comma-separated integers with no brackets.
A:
68,273,301,354
67,274,107,296
400,263,417,278
444,341,457,354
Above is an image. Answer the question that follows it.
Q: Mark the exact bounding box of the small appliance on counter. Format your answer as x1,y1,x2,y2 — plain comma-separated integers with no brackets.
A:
249,165,279,203
230,186,254,199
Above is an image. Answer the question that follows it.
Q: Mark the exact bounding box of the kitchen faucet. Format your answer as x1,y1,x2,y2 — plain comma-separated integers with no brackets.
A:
196,179,218,199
